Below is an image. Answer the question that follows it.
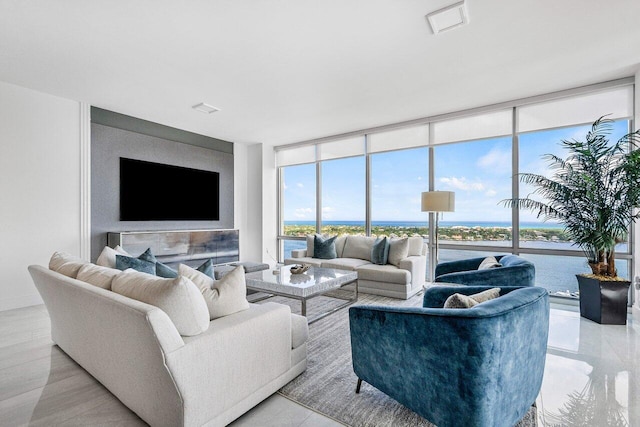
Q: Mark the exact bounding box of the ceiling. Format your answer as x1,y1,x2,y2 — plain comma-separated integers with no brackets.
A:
1,0,639,146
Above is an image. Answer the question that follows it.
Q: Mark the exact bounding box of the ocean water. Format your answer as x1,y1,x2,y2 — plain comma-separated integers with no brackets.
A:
282,221,631,298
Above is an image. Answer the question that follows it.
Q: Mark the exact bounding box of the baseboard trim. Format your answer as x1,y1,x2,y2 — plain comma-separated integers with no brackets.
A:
0,293,43,312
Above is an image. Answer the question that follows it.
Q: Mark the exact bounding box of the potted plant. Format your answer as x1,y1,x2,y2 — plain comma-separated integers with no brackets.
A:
504,116,640,324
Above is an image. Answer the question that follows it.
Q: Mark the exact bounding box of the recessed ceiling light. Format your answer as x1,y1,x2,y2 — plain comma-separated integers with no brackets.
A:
426,1,469,35
192,103,220,114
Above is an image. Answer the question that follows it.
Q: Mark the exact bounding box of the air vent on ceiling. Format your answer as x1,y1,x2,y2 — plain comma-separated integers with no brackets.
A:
192,103,220,114
426,1,469,35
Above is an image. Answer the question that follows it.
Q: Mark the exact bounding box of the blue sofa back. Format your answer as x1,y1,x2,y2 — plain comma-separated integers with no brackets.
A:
350,286,549,427
435,254,535,287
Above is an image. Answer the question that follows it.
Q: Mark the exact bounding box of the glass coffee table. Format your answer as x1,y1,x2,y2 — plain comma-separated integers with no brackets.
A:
245,265,358,323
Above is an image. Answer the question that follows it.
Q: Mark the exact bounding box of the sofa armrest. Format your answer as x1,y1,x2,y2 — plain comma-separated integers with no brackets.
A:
398,256,426,288
291,249,307,258
165,302,293,426
434,256,487,277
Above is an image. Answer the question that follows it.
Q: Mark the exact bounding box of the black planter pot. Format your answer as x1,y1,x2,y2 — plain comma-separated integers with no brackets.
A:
576,274,630,325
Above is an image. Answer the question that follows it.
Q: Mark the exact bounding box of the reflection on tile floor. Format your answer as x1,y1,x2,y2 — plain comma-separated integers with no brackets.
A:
537,305,638,426
1,303,640,426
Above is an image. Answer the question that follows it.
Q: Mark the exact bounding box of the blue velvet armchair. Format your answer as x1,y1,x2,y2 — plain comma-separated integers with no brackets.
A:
435,254,535,287
349,286,549,427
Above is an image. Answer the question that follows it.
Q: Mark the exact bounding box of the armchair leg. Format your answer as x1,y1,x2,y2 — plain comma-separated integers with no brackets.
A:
356,378,362,394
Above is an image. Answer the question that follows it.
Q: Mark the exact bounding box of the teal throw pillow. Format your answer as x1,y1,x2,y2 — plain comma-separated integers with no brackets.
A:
115,254,156,275
314,235,337,259
371,237,390,265
196,258,215,279
136,248,178,278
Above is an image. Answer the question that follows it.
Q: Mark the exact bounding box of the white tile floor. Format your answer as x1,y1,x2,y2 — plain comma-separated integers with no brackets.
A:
1,301,639,426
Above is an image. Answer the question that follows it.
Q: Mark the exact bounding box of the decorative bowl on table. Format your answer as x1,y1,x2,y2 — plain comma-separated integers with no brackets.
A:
290,264,310,275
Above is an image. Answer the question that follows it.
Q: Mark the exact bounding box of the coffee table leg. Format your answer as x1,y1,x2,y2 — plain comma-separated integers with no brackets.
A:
301,299,307,317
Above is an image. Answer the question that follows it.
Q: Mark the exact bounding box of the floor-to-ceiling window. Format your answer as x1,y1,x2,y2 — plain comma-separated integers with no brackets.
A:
275,80,635,301
370,146,429,237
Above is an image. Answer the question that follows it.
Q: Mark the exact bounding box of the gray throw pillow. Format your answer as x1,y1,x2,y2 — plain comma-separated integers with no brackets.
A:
138,248,178,278
444,287,502,309
371,237,390,265
314,235,337,259
196,258,215,279
388,238,409,266
115,254,156,275
478,256,502,270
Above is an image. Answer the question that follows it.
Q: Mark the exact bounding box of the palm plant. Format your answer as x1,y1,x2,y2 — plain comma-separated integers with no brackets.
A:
503,116,640,277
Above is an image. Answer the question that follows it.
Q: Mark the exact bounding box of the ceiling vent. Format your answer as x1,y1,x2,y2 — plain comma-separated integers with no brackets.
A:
426,1,469,35
192,103,220,114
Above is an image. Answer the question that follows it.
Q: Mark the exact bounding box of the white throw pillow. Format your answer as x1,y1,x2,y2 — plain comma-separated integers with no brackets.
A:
306,234,316,258
49,252,88,278
179,264,250,320
342,236,376,261
96,245,131,268
76,263,120,290
49,251,82,271
112,269,209,336
478,256,502,270
388,238,409,266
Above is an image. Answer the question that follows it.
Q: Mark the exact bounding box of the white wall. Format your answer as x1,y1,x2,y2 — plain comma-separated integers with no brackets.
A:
0,81,82,311
262,144,278,266
234,142,264,263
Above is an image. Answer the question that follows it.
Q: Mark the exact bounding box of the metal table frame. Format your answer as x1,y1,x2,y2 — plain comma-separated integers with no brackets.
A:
247,277,358,324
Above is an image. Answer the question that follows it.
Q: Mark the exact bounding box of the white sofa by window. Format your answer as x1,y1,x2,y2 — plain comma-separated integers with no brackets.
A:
28,261,308,427
285,235,427,299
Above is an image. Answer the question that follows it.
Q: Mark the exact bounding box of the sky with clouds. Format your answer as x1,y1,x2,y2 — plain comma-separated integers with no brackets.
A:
282,120,631,224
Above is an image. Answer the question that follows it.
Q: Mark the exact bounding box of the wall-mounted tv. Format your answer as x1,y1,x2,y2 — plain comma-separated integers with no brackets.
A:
120,158,220,221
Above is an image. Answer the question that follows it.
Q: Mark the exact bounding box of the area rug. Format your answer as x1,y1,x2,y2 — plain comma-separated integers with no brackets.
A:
269,291,537,427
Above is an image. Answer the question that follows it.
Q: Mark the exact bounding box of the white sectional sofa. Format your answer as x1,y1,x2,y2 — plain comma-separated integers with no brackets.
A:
29,257,308,427
285,235,427,299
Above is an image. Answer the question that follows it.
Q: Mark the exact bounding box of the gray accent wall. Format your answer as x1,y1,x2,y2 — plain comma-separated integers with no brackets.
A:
91,120,234,262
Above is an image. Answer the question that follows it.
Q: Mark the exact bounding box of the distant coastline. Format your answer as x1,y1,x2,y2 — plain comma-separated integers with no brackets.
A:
283,220,570,243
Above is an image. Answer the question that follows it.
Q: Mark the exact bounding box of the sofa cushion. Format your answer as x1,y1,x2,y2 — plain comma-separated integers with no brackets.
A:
335,235,347,258
76,263,120,290
408,236,425,256
478,256,501,270
115,254,156,275
112,269,210,336
314,235,337,259
371,237,390,265
322,258,371,271
178,264,250,320
342,236,376,261
291,313,309,349
356,264,410,285
388,238,409,267
96,245,131,268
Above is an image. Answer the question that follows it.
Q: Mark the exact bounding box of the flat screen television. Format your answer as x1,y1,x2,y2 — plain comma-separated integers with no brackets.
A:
120,158,220,221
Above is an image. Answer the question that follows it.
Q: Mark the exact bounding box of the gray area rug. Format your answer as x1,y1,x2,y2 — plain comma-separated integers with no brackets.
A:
265,291,537,427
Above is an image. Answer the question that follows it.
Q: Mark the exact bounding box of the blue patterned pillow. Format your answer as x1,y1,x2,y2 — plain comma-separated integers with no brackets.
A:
136,248,178,278
196,259,215,279
115,254,156,275
371,237,390,265
314,235,337,259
